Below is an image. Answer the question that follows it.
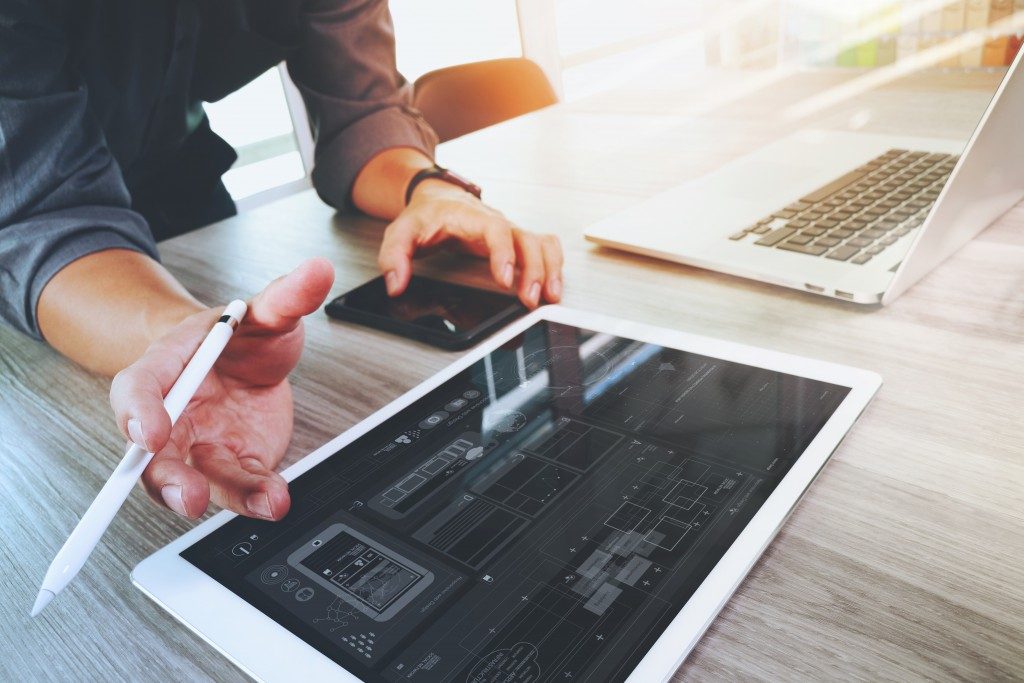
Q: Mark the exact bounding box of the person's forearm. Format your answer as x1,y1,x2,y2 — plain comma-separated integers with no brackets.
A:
37,249,205,376
350,147,436,219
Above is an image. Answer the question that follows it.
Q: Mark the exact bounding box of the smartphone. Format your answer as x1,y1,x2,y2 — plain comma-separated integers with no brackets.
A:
324,275,529,350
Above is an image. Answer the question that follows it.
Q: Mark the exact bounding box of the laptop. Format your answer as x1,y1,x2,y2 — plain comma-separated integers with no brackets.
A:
585,49,1024,304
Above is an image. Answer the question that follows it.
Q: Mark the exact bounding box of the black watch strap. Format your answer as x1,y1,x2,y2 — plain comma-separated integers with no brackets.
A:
404,164,482,205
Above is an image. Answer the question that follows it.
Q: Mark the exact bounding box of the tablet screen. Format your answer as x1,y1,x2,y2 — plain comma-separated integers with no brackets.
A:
182,320,849,681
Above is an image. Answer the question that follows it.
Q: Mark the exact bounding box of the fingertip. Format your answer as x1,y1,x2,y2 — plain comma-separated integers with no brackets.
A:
267,475,291,519
249,258,336,327
304,255,334,274
538,233,563,304
499,260,515,289
144,460,210,519
301,257,336,291
160,483,208,520
516,282,540,309
384,269,409,297
236,458,290,520
181,480,211,519
127,418,148,451
489,253,516,290
378,218,415,269
379,244,412,292
132,409,172,454
112,368,174,453
546,276,563,303
292,258,336,305
269,476,291,519
485,244,515,290
527,281,541,308
245,482,290,521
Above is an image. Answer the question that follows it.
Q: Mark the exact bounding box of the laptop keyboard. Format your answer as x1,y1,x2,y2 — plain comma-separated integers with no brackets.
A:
729,149,958,264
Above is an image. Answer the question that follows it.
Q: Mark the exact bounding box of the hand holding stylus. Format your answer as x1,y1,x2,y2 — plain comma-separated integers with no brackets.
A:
32,259,334,616
109,258,334,522
33,297,249,617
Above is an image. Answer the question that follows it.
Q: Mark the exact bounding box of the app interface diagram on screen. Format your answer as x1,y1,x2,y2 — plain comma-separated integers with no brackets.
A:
183,321,848,682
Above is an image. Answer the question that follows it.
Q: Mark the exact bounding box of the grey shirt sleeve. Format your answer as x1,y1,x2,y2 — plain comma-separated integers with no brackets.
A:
287,0,439,209
0,1,158,340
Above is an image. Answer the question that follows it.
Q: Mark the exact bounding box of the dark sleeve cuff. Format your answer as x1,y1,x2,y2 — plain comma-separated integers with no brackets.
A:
310,104,438,210
0,207,159,340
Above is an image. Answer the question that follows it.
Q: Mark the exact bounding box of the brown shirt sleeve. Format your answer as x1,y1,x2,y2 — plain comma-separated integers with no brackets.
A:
287,0,438,209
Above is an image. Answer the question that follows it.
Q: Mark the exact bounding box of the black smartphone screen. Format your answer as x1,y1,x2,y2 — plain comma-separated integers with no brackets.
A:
325,275,528,349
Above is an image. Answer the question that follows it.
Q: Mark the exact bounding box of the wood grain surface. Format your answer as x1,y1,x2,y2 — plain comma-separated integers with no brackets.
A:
1,68,1021,681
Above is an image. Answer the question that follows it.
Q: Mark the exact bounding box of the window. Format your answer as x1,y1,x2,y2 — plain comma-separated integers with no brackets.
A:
391,0,521,80
205,69,306,203
556,0,706,100
211,1,854,204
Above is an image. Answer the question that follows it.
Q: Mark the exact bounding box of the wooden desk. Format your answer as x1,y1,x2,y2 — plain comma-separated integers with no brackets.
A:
2,68,1022,680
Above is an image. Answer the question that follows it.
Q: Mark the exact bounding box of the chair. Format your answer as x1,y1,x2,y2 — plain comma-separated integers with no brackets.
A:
280,57,556,166
233,0,562,211
411,57,558,143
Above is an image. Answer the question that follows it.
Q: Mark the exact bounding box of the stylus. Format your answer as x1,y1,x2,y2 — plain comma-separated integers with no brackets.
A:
31,300,248,617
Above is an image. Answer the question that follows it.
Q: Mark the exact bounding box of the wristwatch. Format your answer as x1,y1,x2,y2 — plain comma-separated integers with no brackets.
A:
404,164,483,205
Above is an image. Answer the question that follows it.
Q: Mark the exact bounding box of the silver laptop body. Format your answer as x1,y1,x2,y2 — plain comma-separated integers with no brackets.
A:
585,49,1024,304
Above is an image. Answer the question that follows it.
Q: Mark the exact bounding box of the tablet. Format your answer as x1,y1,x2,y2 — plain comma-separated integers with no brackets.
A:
133,306,880,682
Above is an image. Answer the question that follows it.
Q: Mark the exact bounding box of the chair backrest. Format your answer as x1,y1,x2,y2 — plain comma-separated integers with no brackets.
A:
230,64,314,213
279,62,316,179
412,57,558,143
265,57,556,208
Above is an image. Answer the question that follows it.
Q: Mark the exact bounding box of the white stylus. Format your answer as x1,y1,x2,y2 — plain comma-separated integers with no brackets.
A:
31,300,248,617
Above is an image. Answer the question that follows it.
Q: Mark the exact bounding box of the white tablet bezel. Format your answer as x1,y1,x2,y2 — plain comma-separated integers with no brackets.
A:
133,305,881,682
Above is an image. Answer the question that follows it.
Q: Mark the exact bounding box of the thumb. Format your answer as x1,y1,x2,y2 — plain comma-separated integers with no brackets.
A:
246,257,335,334
378,218,418,297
